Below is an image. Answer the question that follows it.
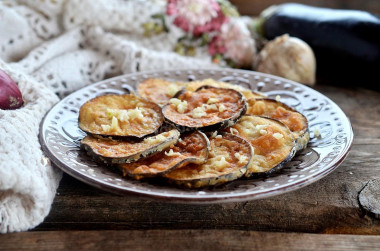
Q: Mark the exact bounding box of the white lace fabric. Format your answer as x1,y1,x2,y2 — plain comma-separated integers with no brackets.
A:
0,0,222,233
0,60,61,233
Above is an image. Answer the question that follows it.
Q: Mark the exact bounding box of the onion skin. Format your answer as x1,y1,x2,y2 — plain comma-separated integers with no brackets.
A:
0,69,23,110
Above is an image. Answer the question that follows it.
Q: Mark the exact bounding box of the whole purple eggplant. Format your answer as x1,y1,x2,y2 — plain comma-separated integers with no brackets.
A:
259,3,380,84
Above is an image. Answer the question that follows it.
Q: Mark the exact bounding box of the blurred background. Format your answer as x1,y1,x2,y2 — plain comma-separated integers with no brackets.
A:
230,0,380,88
230,0,380,15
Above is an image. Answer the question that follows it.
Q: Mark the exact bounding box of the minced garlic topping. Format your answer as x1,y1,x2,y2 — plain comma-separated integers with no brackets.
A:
170,98,188,113
202,103,218,111
219,104,226,112
234,152,248,164
166,84,181,97
128,107,145,120
207,98,219,104
211,131,217,138
214,156,229,169
199,150,230,174
165,149,181,157
259,129,267,135
256,124,267,130
314,128,322,138
101,124,111,132
107,107,144,122
210,131,222,139
101,116,119,132
192,106,207,118
273,132,284,140
169,98,181,106
143,134,167,145
239,120,268,138
111,116,119,130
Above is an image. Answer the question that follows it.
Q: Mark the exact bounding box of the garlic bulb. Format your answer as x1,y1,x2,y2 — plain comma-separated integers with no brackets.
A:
256,34,316,85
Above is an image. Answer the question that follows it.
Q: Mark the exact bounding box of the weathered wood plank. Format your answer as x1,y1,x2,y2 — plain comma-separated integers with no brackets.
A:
35,144,380,234
359,179,380,219
314,85,380,145
2,230,380,251
230,0,380,16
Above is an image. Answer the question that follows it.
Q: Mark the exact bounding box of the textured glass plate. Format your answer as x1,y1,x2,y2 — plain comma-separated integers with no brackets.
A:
39,69,353,203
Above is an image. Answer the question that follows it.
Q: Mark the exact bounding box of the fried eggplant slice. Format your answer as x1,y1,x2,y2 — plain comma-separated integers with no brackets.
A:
164,133,253,188
227,115,296,177
81,129,180,165
79,94,164,138
162,86,247,132
246,98,309,151
186,78,265,99
137,78,186,106
119,131,209,179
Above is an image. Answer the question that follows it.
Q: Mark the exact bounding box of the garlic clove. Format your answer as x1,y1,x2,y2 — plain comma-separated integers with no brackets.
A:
256,34,316,85
0,69,24,110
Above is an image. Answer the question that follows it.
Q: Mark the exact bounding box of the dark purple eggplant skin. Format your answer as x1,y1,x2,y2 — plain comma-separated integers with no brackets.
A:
261,3,380,84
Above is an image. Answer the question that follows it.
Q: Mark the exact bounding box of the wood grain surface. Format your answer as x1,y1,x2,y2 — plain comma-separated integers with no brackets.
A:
2,230,380,250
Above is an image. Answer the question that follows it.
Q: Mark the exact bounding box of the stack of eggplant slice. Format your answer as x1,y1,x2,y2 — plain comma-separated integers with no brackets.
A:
78,79,309,188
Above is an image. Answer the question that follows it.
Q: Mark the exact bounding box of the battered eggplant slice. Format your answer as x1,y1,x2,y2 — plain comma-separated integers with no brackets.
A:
164,133,253,188
162,86,247,132
137,78,186,106
227,115,296,177
186,79,265,99
246,98,309,151
79,94,164,138
80,129,180,165
119,131,209,180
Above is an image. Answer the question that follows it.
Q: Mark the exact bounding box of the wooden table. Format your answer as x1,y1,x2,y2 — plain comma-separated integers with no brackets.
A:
2,0,380,248
2,81,380,250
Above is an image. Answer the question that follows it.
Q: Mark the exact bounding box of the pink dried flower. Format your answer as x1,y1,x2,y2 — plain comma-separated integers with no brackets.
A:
167,0,227,36
208,36,226,56
209,18,256,67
